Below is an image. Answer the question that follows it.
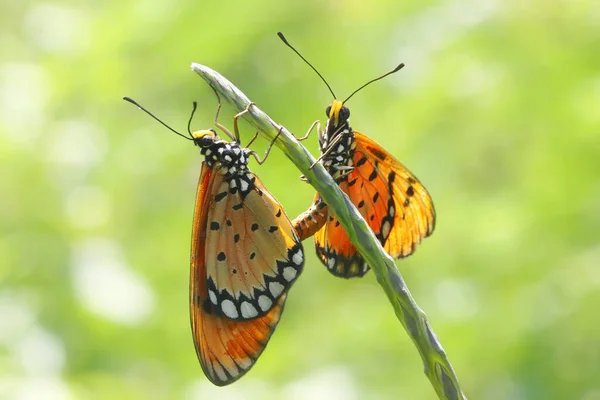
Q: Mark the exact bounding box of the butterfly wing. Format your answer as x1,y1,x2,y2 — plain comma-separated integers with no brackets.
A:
311,132,435,278
203,169,303,320
190,164,302,385
353,132,435,257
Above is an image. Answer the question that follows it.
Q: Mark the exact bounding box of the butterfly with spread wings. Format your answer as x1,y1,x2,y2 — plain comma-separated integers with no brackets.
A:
124,94,304,386
278,33,435,278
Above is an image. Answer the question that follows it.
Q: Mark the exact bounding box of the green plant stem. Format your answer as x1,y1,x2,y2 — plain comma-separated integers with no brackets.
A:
191,63,467,400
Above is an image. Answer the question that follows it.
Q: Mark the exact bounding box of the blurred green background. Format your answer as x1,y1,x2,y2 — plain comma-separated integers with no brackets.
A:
1,0,599,399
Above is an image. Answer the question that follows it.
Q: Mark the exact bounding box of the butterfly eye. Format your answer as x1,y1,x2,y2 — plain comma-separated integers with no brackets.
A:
325,105,332,118
339,106,350,123
197,135,213,147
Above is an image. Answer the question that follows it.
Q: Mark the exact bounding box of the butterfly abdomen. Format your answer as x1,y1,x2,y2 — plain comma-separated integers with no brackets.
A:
293,195,328,240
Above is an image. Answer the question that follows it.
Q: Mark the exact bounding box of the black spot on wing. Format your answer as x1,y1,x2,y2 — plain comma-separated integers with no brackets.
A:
356,157,367,167
388,171,396,184
366,146,387,161
215,191,228,202
368,169,378,181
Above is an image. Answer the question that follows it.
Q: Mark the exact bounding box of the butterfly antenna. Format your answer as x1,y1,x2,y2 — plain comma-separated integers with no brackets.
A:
123,97,193,141
342,63,405,104
187,101,198,136
277,32,336,99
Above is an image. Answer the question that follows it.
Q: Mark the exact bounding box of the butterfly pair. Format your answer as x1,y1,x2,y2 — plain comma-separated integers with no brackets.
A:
278,32,436,278
125,32,436,387
124,93,304,386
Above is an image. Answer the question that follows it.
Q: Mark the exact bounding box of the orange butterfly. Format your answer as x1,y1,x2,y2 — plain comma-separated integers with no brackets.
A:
124,95,304,385
278,33,435,278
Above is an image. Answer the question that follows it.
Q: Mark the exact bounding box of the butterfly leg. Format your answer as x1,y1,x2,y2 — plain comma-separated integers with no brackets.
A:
296,120,321,142
232,102,256,143
249,127,282,165
309,133,345,169
333,165,355,181
245,131,260,149
210,87,237,142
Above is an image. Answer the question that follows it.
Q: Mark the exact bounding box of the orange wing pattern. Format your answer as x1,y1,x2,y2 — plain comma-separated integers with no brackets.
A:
203,170,303,320
297,131,435,278
189,129,304,386
353,132,435,257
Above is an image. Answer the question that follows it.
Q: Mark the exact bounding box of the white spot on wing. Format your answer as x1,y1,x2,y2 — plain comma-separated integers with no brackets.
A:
240,301,258,318
381,220,391,239
269,281,284,298
221,299,238,319
389,204,395,217
258,295,272,312
292,249,303,266
328,256,336,270
209,290,217,305
230,180,237,188
240,179,249,192
283,266,297,282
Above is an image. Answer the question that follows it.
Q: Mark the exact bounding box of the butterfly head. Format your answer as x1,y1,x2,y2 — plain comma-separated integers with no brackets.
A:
321,100,353,153
193,129,248,171
325,100,350,128
192,129,219,148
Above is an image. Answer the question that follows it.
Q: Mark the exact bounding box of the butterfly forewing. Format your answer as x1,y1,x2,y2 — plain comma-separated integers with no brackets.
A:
190,166,288,385
203,168,303,320
353,133,435,257
188,127,304,386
